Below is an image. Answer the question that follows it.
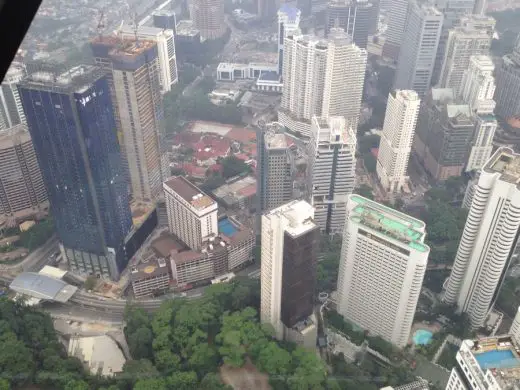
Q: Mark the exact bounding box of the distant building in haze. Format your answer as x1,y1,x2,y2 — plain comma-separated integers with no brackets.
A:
325,0,378,49
394,2,443,97
190,0,226,40
153,10,177,32
18,65,133,280
438,15,495,94
277,4,301,75
259,0,280,20
495,36,520,121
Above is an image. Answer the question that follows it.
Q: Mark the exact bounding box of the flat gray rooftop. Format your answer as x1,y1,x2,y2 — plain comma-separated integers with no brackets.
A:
10,272,78,303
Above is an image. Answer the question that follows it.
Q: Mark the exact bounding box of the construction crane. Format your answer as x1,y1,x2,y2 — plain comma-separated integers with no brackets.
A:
132,12,139,44
97,10,105,41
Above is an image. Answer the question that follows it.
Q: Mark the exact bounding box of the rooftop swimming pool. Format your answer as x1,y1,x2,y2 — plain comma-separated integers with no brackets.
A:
413,329,433,345
475,349,519,370
218,218,238,237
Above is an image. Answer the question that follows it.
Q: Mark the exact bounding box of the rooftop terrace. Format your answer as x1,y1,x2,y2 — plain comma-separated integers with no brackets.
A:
485,147,520,184
349,195,429,253
164,176,215,211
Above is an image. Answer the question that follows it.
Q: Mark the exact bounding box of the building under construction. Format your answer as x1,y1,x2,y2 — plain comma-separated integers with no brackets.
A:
91,36,164,202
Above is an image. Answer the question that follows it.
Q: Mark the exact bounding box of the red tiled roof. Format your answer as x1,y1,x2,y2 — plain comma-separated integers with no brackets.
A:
226,127,256,143
237,183,256,198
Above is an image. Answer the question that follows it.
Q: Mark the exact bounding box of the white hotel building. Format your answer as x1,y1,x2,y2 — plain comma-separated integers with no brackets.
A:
337,195,430,347
376,90,421,193
444,148,520,328
163,176,218,251
121,25,178,93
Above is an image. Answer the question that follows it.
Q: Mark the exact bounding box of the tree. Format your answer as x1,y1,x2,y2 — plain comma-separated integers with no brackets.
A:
363,154,377,173
199,373,231,390
354,184,374,200
64,379,89,390
128,326,153,360
221,156,251,179
154,349,181,375
84,276,96,291
256,341,292,376
0,379,9,390
166,371,198,390
120,359,159,387
133,378,167,390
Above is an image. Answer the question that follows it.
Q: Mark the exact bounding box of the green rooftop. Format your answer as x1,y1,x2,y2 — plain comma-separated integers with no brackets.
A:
350,195,429,253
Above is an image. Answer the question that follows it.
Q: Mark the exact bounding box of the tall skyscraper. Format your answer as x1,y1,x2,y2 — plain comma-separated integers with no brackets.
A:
382,0,409,61
261,200,319,347
460,55,498,172
0,124,48,223
495,37,520,121
163,176,218,250
190,0,226,40
0,62,26,131
279,29,367,138
510,307,520,346
308,116,356,234
325,0,377,49
444,148,520,328
337,195,429,347
446,336,520,389
18,65,133,280
256,123,293,217
438,15,495,94
277,5,302,75
259,0,280,20
413,88,475,181
153,10,177,32
376,90,421,193
91,37,164,201
431,0,478,85
394,2,443,97
121,25,178,93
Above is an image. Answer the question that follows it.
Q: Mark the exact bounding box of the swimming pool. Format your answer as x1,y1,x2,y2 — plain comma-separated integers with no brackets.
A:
218,218,238,237
413,329,433,345
475,350,518,370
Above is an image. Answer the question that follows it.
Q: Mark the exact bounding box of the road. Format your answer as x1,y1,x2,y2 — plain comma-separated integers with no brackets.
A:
0,235,58,273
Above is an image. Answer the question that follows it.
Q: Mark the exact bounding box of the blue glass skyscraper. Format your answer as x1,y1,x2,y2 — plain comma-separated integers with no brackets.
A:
18,65,133,280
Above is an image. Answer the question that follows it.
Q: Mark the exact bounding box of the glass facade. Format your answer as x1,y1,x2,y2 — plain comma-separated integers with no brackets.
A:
18,68,132,279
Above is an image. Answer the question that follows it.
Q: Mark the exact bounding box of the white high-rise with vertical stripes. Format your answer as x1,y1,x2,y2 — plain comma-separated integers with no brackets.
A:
444,148,520,328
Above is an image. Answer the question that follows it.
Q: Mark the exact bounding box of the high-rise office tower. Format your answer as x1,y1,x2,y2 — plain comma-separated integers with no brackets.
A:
153,10,177,32
256,123,293,216
121,25,178,93
394,2,443,97
279,29,367,138
446,336,520,389
277,4,301,75
438,15,495,94
376,90,421,193
0,62,26,131
261,200,319,347
308,116,356,234
0,124,48,222
163,176,218,250
431,0,479,85
325,0,377,49
91,37,164,201
413,88,475,181
190,0,225,40
461,55,498,172
495,37,520,121
259,0,280,20
511,307,520,346
444,148,520,328
337,195,429,347
382,0,409,61
18,65,133,280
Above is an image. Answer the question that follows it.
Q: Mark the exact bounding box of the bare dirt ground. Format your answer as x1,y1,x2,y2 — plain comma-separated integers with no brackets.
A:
220,360,272,390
